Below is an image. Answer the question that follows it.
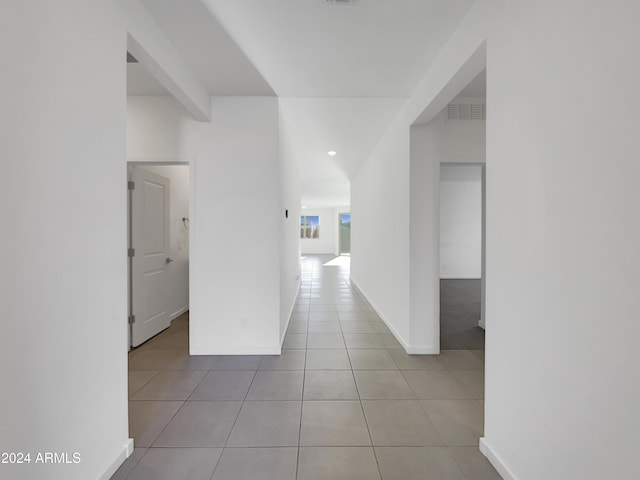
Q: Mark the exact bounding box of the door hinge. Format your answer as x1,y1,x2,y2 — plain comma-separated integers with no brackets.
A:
128,247,135,257
128,181,135,190
128,315,136,325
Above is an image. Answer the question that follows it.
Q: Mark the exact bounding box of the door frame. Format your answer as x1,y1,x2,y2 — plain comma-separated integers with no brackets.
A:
437,161,486,329
127,159,193,350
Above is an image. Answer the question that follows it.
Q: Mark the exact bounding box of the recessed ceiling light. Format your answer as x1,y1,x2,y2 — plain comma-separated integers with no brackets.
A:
328,151,337,156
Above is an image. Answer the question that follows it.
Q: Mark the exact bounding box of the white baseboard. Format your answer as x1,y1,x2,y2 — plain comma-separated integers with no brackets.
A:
407,345,440,354
479,437,516,480
170,306,189,320
281,278,301,347
440,275,482,280
350,277,411,352
478,319,486,329
191,345,281,355
99,439,133,480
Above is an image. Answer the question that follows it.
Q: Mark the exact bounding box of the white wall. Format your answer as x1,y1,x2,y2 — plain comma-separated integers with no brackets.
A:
353,99,485,352
483,3,640,479
300,208,336,254
127,96,191,158
278,101,302,344
122,0,210,121
4,1,639,479
352,117,412,345
409,106,486,352
440,165,482,278
134,164,190,319
127,96,283,355
352,1,640,478
0,1,211,479
187,97,281,355
430,96,487,162
127,97,193,323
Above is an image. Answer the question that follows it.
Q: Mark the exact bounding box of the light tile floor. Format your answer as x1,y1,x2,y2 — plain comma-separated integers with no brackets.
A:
113,254,500,480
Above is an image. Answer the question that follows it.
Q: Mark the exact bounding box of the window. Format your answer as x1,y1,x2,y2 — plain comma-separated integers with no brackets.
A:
300,215,319,239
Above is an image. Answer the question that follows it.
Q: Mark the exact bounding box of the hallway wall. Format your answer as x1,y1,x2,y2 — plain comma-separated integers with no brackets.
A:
278,104,303,344
4,1,639,479
127,96,286,355
352,117,412,344
408,103,487,353
187,97,282,355
127,96,190,158
482,3,640,479
351,1,640,478
0,1,211,479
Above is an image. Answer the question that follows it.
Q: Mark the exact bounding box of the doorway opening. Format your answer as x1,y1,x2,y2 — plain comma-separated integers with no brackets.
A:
439,163,485,349
338,212,351,255
127,163,190,349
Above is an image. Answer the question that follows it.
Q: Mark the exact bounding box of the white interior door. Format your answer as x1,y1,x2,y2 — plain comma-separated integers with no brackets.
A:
130,167,171,347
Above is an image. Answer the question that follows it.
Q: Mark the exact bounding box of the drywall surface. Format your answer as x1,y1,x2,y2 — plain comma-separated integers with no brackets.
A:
482,2,640,479
351,117,412,347
352,0,640,478
127,96,283,355
127,98,193,322
278,102,302,344
127,96,191,158
407,124,440,352
0,1,209,478
431,96,486,164
184,97,282,355
122,0,210,120
351,0,489,352
135,164,190,319
300,208,336,254
440,165,482,278
409,108,486,352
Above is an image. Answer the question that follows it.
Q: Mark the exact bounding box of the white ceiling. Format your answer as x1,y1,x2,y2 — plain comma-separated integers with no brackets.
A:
132,0,478,208
142,0,275,95
280,97,407,207
201,0,475,97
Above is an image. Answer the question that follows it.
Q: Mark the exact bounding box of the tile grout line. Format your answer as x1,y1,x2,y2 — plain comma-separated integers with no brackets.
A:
127,369,162,399
345,307,385,480
124,256,490,479
296,260,315,474
131,320,195,451
220,368,259,451
294,263,313,480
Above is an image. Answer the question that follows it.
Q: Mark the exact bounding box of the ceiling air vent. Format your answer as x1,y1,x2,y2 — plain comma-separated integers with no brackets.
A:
325,0,359,6
471,104,483,120
447,103,485,122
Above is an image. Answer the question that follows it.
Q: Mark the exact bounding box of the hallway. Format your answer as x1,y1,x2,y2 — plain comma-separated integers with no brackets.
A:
114,255,499,480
